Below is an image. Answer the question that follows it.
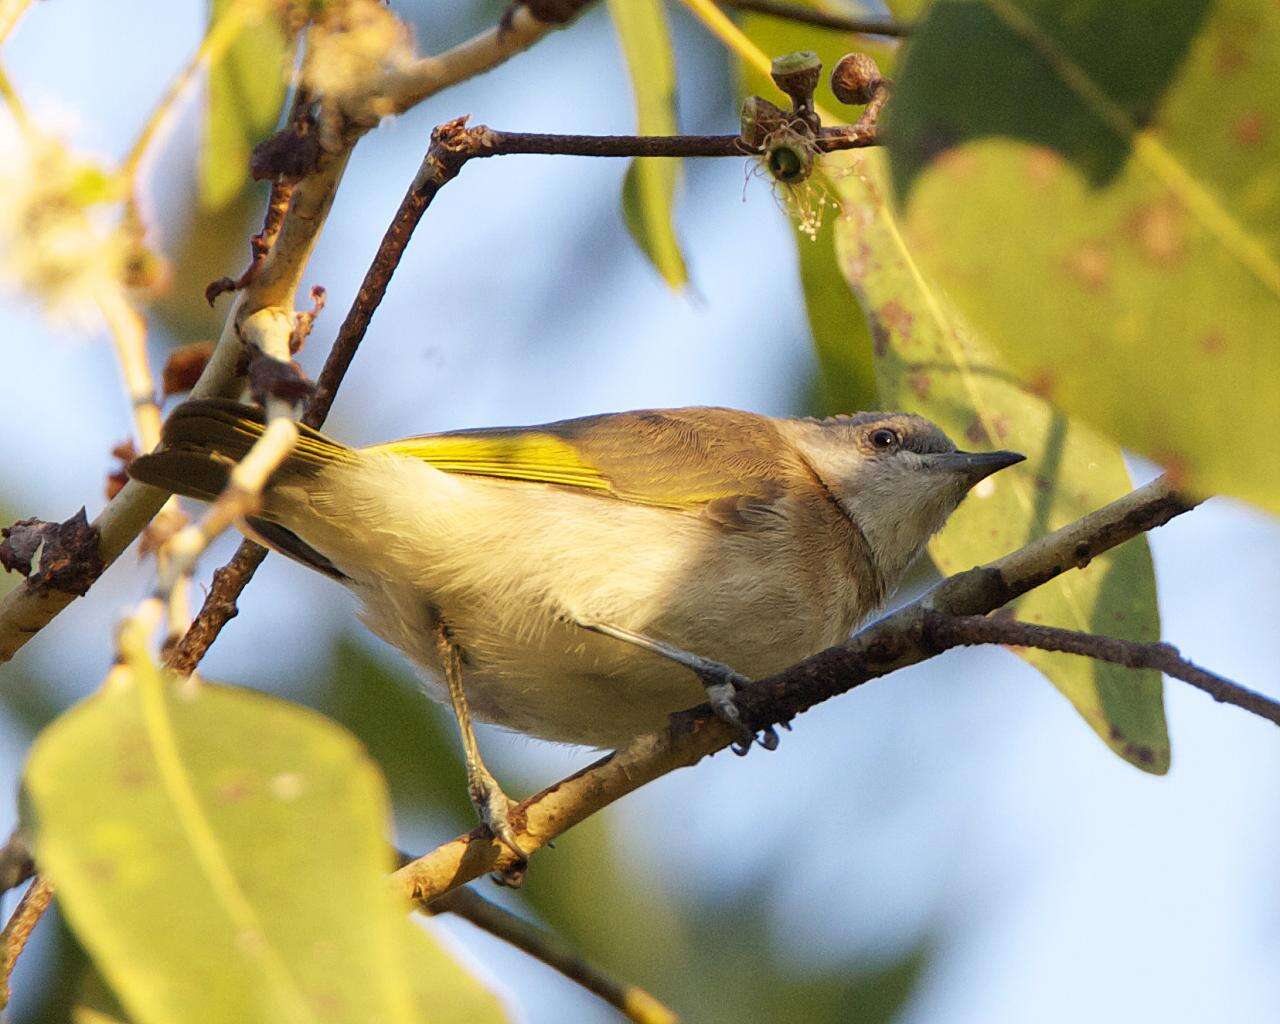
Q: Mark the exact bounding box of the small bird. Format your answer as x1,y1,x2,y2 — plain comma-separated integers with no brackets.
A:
131,399,1022,855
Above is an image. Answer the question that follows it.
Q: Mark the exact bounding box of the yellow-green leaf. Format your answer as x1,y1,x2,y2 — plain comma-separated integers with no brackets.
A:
832,149,1169,773
608,0,687,288
24,650,507,1024
737,9,890,411
885,0,1280,513
201,0,291,211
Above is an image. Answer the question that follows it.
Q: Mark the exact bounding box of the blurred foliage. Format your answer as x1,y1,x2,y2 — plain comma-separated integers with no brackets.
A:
738,11,888,412
608,0,689,288
730,2,1167,770
829,147,1168,772
310,638,474,830
885,0,1280,513
201,0,293,211
23,647,506,1024
318,637,933,1022
151,188,265,344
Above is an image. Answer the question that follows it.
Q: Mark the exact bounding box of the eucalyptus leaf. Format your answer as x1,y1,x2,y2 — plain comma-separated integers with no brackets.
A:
201,0,292,211
831,149,1169,772
24,651,506,1024
885,0,1280,513
608,0,688,288
738,10,888,412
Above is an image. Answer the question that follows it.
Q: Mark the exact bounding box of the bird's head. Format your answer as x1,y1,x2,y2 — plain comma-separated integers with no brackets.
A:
786,412,1025,584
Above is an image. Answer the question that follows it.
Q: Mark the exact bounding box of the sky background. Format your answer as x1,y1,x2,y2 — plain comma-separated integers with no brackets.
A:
0,3,1277,1022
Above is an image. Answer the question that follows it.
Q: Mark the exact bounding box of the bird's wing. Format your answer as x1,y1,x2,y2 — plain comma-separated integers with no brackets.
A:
366,407,803,524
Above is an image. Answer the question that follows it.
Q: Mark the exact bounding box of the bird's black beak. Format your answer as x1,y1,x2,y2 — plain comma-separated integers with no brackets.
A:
927,449,1026,483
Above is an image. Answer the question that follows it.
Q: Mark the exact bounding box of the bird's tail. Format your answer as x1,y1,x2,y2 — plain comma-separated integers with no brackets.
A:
128,398,353,503
129,399,356,579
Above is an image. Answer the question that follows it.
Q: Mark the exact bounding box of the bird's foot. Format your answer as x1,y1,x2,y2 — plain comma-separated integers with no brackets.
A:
576,617,778,753
467,766,528,883
701,671,779,757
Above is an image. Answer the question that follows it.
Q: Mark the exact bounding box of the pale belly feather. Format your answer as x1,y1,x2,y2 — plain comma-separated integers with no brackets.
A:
269,454,866,748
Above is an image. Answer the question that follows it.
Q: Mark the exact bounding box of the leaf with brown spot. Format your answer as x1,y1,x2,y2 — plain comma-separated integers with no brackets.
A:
830,149,1169,773
887,0,1280,513
24,649,508,1024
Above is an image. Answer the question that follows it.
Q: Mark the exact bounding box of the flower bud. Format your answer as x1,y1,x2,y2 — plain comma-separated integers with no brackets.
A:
765,135,814,185
739,95,787,148
830,52,883,105
770,51,821,108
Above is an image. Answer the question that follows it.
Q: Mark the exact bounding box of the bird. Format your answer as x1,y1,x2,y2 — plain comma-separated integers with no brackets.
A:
130,398,1023,856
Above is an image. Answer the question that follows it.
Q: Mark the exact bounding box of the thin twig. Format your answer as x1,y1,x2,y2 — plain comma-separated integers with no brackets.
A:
716,0,911,37
97,288,162,454
392,477,1201,904
455,124,876,158
155,312,300,643
381,0,596,115
0,0,600,665
429,887,677,1024
922,611,1280,727
0,875,52,1008
165,129,467,673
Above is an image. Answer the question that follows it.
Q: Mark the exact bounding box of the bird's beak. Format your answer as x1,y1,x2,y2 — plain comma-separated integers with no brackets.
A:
926,449,1026,484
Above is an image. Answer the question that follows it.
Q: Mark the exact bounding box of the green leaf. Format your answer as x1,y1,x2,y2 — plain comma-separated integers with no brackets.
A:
885,0,1280,513
24,650,507,1024
884,0,932,19
796,197,879,413
832,149,1169,772
738,10,891,412
201,0,291,211
313,637,472,827
608,0,687,288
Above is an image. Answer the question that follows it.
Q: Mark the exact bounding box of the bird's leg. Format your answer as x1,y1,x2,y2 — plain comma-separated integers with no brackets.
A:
576,619,779,755
434,624,528,867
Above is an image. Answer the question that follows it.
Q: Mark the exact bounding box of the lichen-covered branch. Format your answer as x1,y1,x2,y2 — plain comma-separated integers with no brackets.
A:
392,476,1205,904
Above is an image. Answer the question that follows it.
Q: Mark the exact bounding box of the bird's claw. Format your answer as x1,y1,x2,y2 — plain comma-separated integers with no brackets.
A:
704,679,779,755
468,768,528,882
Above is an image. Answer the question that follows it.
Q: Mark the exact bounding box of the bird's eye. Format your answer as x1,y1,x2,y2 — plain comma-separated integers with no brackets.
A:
869,428,900,451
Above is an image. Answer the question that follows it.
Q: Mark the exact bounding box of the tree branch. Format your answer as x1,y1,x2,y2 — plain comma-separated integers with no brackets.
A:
433,122,877,159
921,611,1280,727
0,0,601,666
164,96,882,673
392,476,1204,905
164,131,468,673
380,1,596,116
716,0,911,38
429,886,676,1024
0,875,52,1009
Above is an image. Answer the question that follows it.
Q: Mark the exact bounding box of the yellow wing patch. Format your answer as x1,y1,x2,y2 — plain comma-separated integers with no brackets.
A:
369,433,614,493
